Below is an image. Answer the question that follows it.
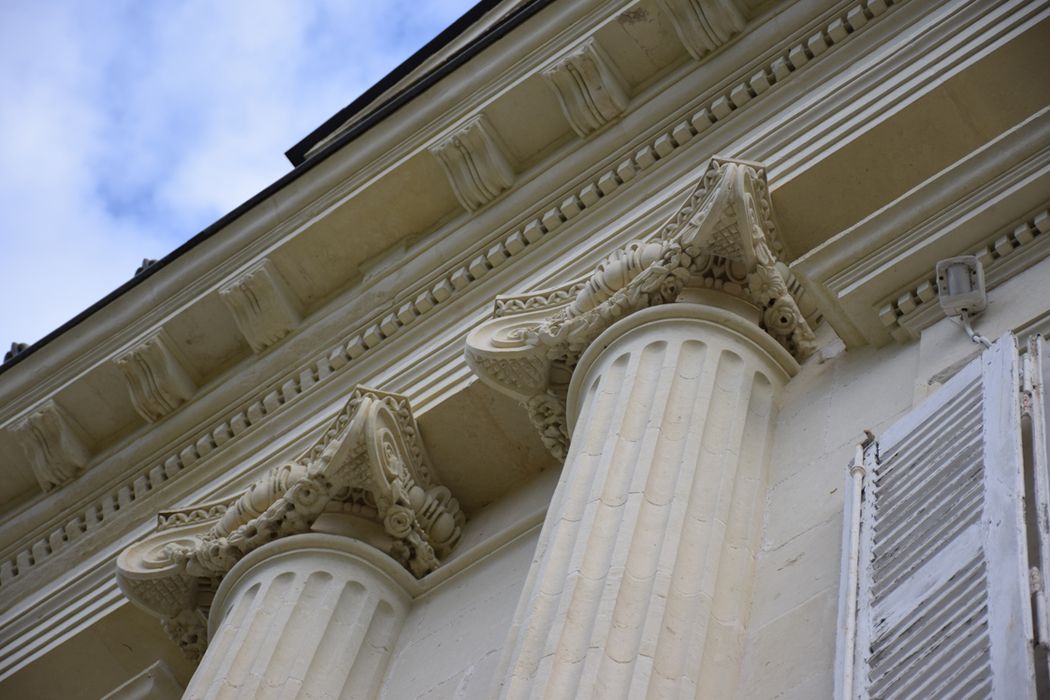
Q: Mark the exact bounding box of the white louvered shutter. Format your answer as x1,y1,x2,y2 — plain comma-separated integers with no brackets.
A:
851,334,1036,699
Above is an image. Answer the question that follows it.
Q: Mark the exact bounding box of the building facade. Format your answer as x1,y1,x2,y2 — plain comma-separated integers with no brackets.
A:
1,0,1049,697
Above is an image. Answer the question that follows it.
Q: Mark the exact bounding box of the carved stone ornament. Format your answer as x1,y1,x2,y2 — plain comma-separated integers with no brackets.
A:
430,114,515,212
114,329,196,423
8,399,90,492
655,0,747,61
465,157,817,460
218,258,302,353
116,386,464,659
542,38,628,138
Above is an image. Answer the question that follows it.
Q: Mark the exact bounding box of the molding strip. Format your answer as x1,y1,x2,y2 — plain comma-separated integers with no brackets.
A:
877,204,1050,341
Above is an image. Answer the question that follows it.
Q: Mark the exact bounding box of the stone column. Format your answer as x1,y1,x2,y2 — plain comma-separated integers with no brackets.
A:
496,293,796,699
183,534,410,700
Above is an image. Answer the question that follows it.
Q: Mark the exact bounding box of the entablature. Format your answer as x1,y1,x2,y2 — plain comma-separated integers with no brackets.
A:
1,0,1019,598
1,0,873,506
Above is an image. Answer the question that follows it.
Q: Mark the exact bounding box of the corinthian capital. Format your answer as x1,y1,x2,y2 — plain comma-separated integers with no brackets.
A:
465,157,817,458
117,386,463,659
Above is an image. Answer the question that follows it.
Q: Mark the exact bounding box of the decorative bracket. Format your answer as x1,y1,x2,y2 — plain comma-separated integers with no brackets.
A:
656,0,747,61
542,39,628,138
430,114,515,212
116,386,464,659
219,258,302,353
114,329,196,423
465,157,817,460
8,399,90,492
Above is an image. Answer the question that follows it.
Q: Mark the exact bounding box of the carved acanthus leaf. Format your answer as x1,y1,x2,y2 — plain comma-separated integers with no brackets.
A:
526,392,570,462
117,386,464,659
465,157,816,460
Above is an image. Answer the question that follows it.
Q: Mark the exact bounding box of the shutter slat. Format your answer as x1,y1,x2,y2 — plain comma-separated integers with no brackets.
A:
874,451,981,554
872,374,982,483
850,334,1036,699
874,409,982,501
872,486,983,600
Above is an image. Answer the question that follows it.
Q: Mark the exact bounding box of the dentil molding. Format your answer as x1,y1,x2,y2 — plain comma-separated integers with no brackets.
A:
0,0,909,604
116,386,464,660
878,203,1050,342
792,106,1050,347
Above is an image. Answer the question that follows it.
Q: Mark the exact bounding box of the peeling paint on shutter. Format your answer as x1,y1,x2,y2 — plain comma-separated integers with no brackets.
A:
851,334,1036,699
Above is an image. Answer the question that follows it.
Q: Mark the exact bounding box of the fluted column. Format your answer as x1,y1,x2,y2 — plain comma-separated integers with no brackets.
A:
183,534,410,700
496,293,796,699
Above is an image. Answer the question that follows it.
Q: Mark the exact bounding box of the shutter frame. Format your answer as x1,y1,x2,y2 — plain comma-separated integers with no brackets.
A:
1024,334,1050,665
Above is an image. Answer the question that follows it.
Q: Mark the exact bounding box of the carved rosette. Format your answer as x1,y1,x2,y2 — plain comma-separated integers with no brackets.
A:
117,386,464,659
465,157,818,459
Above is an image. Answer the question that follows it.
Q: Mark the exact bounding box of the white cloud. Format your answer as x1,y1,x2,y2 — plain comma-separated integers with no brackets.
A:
0,0,475,346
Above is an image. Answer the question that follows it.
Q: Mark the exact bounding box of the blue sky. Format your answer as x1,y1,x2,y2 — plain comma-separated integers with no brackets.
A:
0,0,476,347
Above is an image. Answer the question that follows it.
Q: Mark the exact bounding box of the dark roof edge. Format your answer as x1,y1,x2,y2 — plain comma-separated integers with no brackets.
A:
0,0,554,377
288,0,514,166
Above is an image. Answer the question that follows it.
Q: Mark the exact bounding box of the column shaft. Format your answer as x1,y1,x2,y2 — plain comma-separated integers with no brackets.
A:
497,302,792,699
184,535,409,700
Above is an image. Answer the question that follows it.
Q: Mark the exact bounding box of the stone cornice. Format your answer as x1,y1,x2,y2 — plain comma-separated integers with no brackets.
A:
1,0,1024,677
0,0,893,433
756,0,1049,185
877,202,1050,342
0,0,924,605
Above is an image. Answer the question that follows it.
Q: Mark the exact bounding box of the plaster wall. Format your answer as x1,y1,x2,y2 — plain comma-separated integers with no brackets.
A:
380,529,539,700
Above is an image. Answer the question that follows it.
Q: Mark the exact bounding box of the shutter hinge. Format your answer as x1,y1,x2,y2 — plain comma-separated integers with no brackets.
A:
1021,350,1041,416
1031,567,1050,648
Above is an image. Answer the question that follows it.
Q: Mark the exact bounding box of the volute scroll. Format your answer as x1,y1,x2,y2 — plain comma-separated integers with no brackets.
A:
465,157,819,461
116,386,464,659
